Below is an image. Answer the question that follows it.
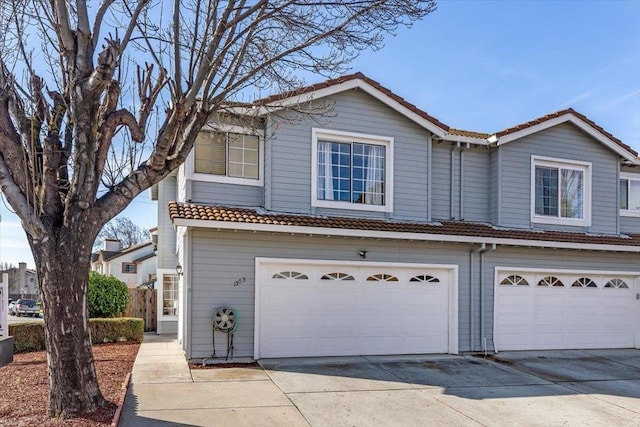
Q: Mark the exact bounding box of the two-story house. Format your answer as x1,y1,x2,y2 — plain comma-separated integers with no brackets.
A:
91,234,157,288
153,73,640,362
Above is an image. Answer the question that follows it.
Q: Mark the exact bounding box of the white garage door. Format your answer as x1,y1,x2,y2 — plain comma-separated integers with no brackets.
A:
495,269,639,351
255,259,458,358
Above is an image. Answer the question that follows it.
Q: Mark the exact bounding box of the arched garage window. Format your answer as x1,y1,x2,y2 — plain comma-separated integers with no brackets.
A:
571,277,597,288
604,278,629,289
500,275,529,286
409,275,440,284
272,271,308,280
321,272,355,280
366,274,398,282
538,276,564,287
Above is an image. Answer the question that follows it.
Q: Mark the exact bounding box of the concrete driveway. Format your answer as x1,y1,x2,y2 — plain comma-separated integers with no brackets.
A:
120,335,640,426
259,350,640,426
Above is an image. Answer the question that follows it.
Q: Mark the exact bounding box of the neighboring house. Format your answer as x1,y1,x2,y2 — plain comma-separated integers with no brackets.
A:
1,263,38,300
153,72,640,362
91,234,157,288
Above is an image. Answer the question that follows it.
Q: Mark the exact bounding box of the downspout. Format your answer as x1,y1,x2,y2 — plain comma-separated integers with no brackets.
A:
427,134,432,222
479,243,497,355
469,243,486,352
616,166,620,235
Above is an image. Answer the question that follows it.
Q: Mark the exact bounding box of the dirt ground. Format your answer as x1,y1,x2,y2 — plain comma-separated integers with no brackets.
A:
0,342,139,426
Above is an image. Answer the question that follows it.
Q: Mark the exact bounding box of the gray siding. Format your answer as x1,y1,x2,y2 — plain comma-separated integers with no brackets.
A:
191,180,263,207
431,142,453,220
269,89,431,221
462,147,490,222
157,177,178,269
499,122,620,234
189,230,474,359
620,217,640,234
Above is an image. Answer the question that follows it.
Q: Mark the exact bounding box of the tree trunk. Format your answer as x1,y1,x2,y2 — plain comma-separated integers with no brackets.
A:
32,222,106,418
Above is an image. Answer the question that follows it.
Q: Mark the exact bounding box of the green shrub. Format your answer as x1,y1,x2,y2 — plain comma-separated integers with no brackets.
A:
88,271,129,318
89,318,144,343
8,322,45,352
9,318,144,352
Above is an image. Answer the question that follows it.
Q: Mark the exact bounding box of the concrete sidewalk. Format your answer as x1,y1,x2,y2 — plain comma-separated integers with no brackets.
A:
119,333,307,427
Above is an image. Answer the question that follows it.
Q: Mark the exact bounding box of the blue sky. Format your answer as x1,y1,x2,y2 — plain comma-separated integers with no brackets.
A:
1,0,639,268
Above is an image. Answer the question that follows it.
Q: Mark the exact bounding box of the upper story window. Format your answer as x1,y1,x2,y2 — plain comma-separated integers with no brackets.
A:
312,128,393,213
191,126,263,186
531,156,591,227
122,262,137,274
619,172,640,217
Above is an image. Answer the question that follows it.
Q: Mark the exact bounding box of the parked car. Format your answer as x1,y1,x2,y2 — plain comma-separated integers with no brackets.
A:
8,300,17,315
12,299,40,317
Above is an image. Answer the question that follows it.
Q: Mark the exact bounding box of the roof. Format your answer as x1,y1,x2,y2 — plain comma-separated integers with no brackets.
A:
253,72,450,134
495,108,638,157
92,241,155,262
249,73,637,158
168,203,640,249
133,252,156,263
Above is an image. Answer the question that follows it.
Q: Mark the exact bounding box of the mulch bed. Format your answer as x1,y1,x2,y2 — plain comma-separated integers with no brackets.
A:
0,342,139,426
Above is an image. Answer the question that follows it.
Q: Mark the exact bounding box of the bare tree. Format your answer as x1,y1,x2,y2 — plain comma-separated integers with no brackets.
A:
0,0,436,418
94,216,151,250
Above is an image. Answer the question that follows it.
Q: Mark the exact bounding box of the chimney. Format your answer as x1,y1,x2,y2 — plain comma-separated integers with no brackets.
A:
19,262,26,294
103,239,122,252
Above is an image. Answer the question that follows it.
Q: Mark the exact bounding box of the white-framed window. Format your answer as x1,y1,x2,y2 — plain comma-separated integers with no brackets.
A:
190,124,264,186
531,156,591,226
619,172,640,217
162,274,179,316
311,128,394,213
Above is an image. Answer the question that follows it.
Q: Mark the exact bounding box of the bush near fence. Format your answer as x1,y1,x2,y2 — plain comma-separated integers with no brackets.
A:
8,318,144,353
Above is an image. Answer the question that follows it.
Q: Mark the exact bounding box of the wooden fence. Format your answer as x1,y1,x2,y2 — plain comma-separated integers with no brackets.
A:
125,288,157,332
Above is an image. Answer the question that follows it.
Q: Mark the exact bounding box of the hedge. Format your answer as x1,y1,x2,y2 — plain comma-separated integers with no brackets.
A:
8,318,144,353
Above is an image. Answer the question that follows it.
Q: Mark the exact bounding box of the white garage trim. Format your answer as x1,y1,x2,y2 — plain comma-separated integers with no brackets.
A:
494,266,640,352
254,258,459,358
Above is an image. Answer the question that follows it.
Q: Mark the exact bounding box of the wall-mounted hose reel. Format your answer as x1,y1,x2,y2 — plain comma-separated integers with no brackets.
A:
206,306,237,363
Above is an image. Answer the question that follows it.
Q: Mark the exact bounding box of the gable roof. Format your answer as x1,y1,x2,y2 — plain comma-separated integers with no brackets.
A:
168,202,640,253
490,108,638,161
251,72,450,138
246,73,637,161
92,241,155,263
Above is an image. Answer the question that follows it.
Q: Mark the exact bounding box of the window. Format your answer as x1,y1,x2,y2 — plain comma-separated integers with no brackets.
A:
500,275,529,286
410,275,440,284
312,129,393,212
619,173,640,216
366,274,399,282
321,272,355,280
538,276,564,287
162,275,179,316
122,262,137,274
193,129,262,185
531,156,591,226
604,278,629,289
571,277,597,288
272,271,309,279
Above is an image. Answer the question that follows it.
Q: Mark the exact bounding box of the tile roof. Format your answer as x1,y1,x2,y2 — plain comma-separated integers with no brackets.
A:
495,108,637,156
448,128,491,139
253,72,450,132
169,203,640,248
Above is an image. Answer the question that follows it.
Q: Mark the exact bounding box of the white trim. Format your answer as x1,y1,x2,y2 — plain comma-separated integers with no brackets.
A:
530,155,592,227
311,128,394,213
495,114,639,163
619,172,640,216
157,268,179,327
187,128,265,187
254,257,459,359
173,217,640,253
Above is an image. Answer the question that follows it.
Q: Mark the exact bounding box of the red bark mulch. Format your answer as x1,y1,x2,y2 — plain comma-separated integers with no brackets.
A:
0,342,139,426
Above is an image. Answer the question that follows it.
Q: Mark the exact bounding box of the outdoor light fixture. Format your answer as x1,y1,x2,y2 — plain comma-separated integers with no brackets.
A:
358,250,368,259
176,264,184,276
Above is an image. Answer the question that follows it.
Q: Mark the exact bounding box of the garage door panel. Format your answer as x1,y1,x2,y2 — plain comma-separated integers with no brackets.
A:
496,270,637,351
257,261,454,358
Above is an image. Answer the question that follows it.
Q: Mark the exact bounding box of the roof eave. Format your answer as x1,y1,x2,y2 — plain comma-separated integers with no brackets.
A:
173,217,640,253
